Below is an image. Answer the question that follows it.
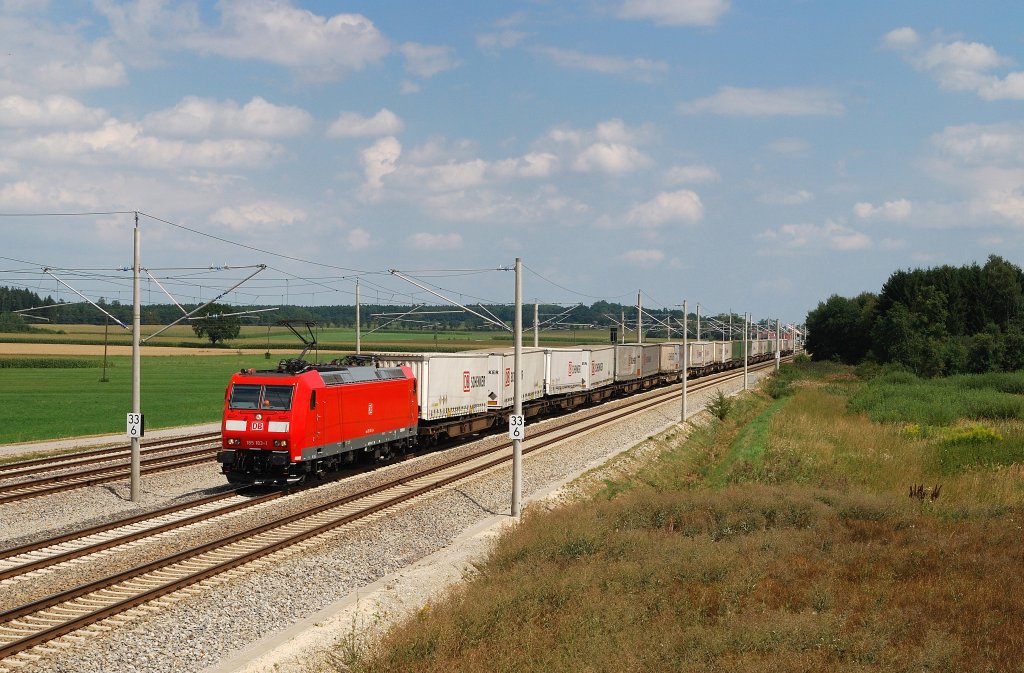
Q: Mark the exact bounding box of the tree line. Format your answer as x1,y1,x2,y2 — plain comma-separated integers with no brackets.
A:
0,289,763,338
805,255,1024,376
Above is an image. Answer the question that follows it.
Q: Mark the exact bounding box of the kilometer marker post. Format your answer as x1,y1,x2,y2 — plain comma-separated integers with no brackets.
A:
130,213,142,503
681,299,688,423
511,258,524,518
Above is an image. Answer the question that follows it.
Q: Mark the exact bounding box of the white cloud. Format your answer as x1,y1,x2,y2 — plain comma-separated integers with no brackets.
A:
573,143,651,174
988,188,1024,224
360,136,402,199
544,119,654,175
211,201,308,231
347,228,372,250
620,249,665,265
759,190,814,206
144,97,313,137
407,160,489,192
0,179,98,209
328,109,404,138
400,43,461,78
408,232,463,250
492,152,560,178
665,164,719,184
882,27,920,50
416,182,588,224
679,86,844,116
757,220,872,253
531,46,668,82
617,0,730,27
853,199,912,220
29,42,127,91
932,122,1024,164
476,30,527,51
887,29,1024,101
10,119,285,168
184,1,391,80
626,190,704,227
0,95,107,127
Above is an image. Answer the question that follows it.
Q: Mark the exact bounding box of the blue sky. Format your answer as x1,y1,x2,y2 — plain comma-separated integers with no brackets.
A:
2,1,1024,328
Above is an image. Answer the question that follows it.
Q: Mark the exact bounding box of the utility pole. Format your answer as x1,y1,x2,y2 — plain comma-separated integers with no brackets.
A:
511,258,523,518
637,291,642,344
620,310,625,344
130,213,141,503
533,303,539,348
696,303,701,341
775,317,781,372
355,279,361,354
681,299,688,422
743,312,749,391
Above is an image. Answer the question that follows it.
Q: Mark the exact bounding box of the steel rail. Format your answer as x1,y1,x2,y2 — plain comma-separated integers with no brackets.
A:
0,358,787,662
0,445,220,505
0,432,221,476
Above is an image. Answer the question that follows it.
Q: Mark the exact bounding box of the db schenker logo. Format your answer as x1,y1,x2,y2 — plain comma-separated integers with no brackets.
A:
463,371,486,392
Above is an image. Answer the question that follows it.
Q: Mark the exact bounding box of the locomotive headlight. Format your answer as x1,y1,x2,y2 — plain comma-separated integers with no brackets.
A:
227,438,240,446
273,439,289,447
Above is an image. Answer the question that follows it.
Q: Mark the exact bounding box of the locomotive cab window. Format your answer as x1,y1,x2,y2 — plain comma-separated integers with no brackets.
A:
228,384,262,410
229,384,294,411
262,385,294,410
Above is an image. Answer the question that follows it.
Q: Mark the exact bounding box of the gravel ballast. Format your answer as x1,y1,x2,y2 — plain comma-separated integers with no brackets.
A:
0,372,769,673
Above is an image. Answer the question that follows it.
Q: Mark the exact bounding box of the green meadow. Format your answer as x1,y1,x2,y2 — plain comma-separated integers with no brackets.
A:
0,354,268,444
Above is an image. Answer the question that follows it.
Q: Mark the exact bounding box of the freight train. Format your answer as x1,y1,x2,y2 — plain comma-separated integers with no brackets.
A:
216,338,795,484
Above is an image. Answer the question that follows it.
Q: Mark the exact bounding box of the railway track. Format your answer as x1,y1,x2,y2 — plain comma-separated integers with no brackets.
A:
0,359,785,666
0,432,221,479
0,437,221,505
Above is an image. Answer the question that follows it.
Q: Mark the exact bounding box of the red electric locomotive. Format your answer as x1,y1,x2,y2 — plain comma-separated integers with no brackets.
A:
216,360,419,484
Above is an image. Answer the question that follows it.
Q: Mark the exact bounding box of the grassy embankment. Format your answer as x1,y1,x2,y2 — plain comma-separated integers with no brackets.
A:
341,361,1024,672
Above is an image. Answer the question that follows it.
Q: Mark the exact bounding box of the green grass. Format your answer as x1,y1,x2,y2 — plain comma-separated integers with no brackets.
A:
0,354,270,444
341,363,1024,673
710,396,790,486
847,370,1024,425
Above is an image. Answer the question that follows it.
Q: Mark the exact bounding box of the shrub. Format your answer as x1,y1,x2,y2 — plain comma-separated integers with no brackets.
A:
708,390,733,420
763,375,791,399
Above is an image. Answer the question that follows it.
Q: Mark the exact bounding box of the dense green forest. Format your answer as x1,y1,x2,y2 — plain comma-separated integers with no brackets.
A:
0,287,760,337
805,255,1024,376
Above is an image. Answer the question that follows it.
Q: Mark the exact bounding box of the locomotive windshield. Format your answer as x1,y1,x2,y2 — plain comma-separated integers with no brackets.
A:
229,384,294,410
